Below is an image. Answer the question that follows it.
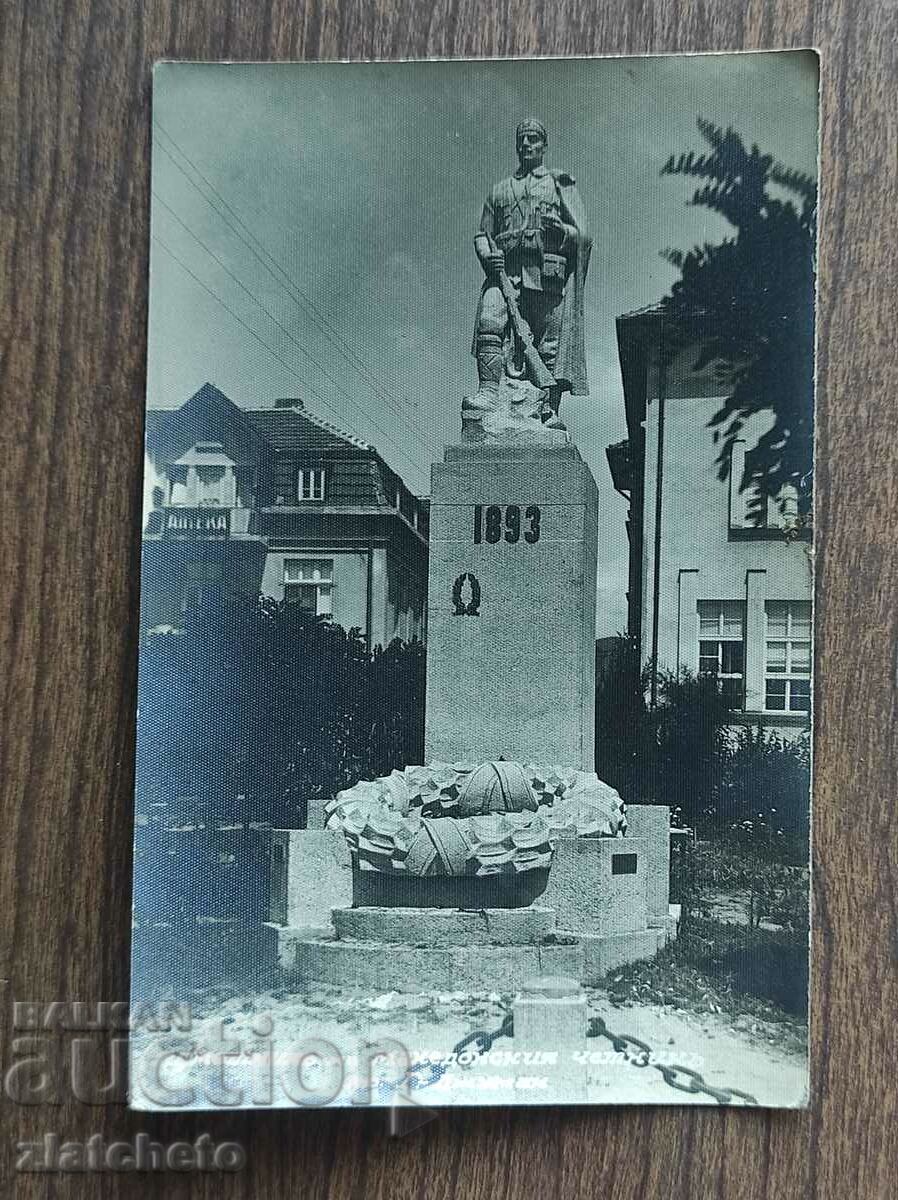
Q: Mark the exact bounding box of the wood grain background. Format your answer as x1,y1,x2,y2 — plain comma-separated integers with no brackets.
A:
1,1,896,1196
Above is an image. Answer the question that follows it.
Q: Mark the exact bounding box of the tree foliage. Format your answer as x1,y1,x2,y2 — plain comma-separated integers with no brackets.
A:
661,118,817,516
135,595,425,829
636,669,736,824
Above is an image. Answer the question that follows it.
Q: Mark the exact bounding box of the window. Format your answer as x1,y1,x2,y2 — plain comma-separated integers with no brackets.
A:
298,468,326,502
284,558,333,616
765,601,811,712
698,600,745,708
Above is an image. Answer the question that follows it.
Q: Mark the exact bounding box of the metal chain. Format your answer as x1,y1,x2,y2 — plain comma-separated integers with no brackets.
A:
411,1012,515,1091
587,1015,759,1106
353,1013,515,1102
355,1009,758,1106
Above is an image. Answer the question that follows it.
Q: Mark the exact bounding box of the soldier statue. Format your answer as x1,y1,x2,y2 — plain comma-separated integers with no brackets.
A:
464,118,592,432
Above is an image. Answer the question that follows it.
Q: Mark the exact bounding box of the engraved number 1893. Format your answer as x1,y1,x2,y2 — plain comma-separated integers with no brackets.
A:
473,504,541,545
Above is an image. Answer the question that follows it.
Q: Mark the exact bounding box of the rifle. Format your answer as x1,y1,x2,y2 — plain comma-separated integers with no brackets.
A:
485,234,557,393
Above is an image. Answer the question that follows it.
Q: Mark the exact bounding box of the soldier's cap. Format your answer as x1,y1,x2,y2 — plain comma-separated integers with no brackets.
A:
516,118,548,143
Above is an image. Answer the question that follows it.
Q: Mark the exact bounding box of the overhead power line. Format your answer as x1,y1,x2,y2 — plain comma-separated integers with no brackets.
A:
152,236,312,380
152,121,421,433
151,189,429,478
151,235,429,490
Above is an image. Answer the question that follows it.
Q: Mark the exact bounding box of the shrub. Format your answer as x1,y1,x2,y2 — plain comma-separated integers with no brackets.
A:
135,594,425,828
715,725,810,859
634,669,734,824
595,650,811,861
674,917,809,1015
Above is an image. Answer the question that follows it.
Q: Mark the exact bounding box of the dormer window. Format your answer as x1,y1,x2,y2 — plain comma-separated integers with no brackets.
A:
298,468,326,502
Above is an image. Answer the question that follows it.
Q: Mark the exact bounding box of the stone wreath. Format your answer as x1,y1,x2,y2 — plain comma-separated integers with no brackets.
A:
324,761,627,878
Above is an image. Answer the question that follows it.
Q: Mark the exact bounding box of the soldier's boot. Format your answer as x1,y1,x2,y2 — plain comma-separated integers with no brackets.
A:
540,385,567,431
462,334,504,417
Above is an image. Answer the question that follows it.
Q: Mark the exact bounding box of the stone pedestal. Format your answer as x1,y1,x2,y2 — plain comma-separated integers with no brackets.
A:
513,976,588,1101
541,836,649,936
333,905,555,947
270,817,673,986
268,829,352,930
267,432,676,992
424,442,598,768
625,805,671,927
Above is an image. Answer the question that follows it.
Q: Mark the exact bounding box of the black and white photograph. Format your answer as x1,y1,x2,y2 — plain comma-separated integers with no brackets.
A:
132,52,818,1110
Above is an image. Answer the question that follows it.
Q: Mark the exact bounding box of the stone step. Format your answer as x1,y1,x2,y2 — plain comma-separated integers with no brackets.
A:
331,905,555,947
283,927,665,992
296,938,578,992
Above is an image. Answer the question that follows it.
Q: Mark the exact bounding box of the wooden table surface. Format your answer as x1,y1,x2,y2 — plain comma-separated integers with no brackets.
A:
2,2,896,1196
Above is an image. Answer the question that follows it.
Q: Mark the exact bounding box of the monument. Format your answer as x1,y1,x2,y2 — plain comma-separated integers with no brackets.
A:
426,118,596,767
463,117,591,433
270,120,673,991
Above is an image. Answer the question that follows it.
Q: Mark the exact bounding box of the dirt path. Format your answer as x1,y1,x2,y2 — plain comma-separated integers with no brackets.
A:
130,986,807,1110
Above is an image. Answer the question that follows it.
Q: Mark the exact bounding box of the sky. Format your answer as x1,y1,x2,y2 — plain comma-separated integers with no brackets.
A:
147,52,819,635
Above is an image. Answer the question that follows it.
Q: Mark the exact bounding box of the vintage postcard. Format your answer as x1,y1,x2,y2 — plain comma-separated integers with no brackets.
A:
132,52,817,1109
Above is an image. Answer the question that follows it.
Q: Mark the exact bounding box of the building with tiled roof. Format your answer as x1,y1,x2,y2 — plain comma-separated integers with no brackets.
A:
141,383,428,645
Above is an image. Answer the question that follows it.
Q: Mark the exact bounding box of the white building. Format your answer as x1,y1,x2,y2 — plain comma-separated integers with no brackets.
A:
607,306,811,741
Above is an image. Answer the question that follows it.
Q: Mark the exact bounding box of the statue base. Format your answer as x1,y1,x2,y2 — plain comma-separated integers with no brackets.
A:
425,440,598,767
279,921,667,992
269,815,676,988
461,375,570,445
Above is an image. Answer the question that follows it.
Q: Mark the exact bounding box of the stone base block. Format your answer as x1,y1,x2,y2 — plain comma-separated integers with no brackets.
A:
424,442,598,768
451,945,552,991
332,905,555,947
514,975,587,1052
292,938,550,992
577,928,666,985
267,922,333,970
270,830,352,927
625,805,671,923
284,926,666,992
536,941,586,979
540,837,648,935
514,977,588,1101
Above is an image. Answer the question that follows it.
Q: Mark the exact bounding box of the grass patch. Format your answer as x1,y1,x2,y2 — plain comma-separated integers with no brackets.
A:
648,835,810,1037
606,916,808,1052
